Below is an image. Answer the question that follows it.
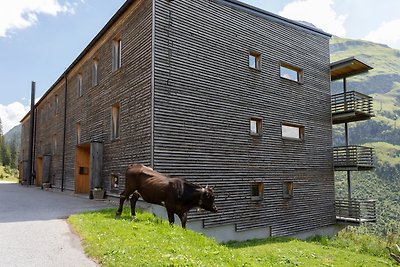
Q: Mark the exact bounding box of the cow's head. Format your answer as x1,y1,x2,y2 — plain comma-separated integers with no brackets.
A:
200,186,218,213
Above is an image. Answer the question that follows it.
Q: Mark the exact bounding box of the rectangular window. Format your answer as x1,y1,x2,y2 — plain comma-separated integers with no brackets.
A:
53,134,57,154
249,51,261,70
92,59,99,86
112,38,122,71
250,117,262,136
54,95,59,115
280,62,303,83
283,181,294,199
251,182,264,201
77,74,83,97
282,123,304,140
76,122,81,144
111,103,120,140
79,167,89,175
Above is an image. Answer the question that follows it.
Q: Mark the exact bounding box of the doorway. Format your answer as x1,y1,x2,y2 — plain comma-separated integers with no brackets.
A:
75,144,90,193
36,156,43,187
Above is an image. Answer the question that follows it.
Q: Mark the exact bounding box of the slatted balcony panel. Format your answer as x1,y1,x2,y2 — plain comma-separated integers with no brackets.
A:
332,91,374,124
335,199,377,223
333,146,374,171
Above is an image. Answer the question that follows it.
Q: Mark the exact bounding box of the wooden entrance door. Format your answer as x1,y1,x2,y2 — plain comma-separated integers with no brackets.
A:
36,156,43,186
75,145,90,193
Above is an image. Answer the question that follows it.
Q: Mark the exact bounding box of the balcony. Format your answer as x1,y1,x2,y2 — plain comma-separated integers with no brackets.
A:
336,199,377,224
332,91,374,124
333,146,374,171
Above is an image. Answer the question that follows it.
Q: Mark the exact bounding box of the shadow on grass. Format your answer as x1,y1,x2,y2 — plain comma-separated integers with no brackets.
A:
224,236,295,249
97,208,169,226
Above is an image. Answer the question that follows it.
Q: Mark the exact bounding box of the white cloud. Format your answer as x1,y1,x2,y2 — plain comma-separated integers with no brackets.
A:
363,19,400,49
0,102,29,134
279,0,347,36
0,0,75,38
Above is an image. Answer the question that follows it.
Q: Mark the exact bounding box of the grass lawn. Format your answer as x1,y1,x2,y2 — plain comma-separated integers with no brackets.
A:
68,208,396,267
0,166,19,183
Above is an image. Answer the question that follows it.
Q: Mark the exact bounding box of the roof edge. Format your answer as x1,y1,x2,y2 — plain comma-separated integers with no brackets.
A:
216,0,332,38
21,0,135,123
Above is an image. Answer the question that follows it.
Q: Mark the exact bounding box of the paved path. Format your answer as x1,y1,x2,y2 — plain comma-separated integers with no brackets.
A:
0,182,116,267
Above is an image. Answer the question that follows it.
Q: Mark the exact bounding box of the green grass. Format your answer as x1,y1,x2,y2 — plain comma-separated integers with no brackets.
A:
68,208,397,267
0,166,19,183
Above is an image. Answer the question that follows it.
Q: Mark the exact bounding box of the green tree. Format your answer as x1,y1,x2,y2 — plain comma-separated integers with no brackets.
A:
1,139,11,166
9,135,18,169
0,118,11,167
0,118,3,166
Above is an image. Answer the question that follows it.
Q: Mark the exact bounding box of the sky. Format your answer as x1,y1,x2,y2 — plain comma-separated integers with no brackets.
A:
1,0,400,134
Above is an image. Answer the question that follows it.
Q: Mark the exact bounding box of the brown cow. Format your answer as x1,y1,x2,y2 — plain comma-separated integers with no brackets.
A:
116,164,217,228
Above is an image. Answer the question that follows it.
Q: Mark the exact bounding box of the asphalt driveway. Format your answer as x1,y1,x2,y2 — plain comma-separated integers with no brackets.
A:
0,182,116,267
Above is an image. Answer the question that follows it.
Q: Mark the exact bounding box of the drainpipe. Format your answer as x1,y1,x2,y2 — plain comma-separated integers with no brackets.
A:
27,81,36,186
61,74,68,192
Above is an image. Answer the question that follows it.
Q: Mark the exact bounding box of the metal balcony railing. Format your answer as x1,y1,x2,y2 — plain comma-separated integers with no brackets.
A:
336,199,377,223
333,146,374,170
332,91,374,124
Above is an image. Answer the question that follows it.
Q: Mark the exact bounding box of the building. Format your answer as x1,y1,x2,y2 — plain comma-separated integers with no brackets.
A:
20,0,376,242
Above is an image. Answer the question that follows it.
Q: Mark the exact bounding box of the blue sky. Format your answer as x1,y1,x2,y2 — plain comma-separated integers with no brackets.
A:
1,0,400,133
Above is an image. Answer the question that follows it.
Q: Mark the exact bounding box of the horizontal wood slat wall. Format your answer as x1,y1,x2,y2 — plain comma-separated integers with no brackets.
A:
153,0,334,236
21,0,335,237
21,0,153,193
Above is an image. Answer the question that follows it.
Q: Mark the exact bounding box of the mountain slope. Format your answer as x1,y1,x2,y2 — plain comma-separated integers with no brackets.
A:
331,37,400,236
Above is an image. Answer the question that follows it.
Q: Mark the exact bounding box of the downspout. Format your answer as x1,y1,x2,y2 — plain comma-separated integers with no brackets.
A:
27,81,36,186
61,73,68,192
150,0,155,168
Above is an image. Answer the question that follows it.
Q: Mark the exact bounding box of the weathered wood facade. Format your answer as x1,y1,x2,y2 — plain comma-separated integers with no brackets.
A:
21,0,336,239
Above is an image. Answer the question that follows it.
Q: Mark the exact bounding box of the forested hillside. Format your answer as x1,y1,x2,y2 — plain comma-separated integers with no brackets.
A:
0,120,18,170
331,37,400,237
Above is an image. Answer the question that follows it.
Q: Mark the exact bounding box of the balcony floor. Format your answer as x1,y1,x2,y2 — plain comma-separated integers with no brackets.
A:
332,111,374,124
336,216,377,225
334,165,375,171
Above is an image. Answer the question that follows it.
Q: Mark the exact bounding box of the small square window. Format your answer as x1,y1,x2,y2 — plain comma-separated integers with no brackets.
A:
79,167,89,175
250,118,262,135
249,51,261,70
251,182,264,201
282,123,304,140
283,181,294,199
110,174,119,191
280,62,303,83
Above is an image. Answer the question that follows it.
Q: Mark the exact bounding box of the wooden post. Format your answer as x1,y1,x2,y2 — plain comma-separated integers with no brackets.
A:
90,142,104,199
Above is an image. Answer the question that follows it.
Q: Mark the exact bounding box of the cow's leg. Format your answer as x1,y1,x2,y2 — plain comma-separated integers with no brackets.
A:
130,192,140,217
116,190,134,216
116,190,126,216
166,207,175,226
178,212,187,229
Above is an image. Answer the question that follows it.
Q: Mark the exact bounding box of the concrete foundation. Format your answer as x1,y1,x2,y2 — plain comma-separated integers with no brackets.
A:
151,205,271,242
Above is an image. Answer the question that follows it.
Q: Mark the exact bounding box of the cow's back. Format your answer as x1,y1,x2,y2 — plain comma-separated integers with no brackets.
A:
125,164,164,189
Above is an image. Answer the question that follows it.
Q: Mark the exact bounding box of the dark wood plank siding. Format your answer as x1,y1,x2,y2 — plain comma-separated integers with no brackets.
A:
23,0,153,192
153,0,334,236
33,84,65,185
62,0,153,192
